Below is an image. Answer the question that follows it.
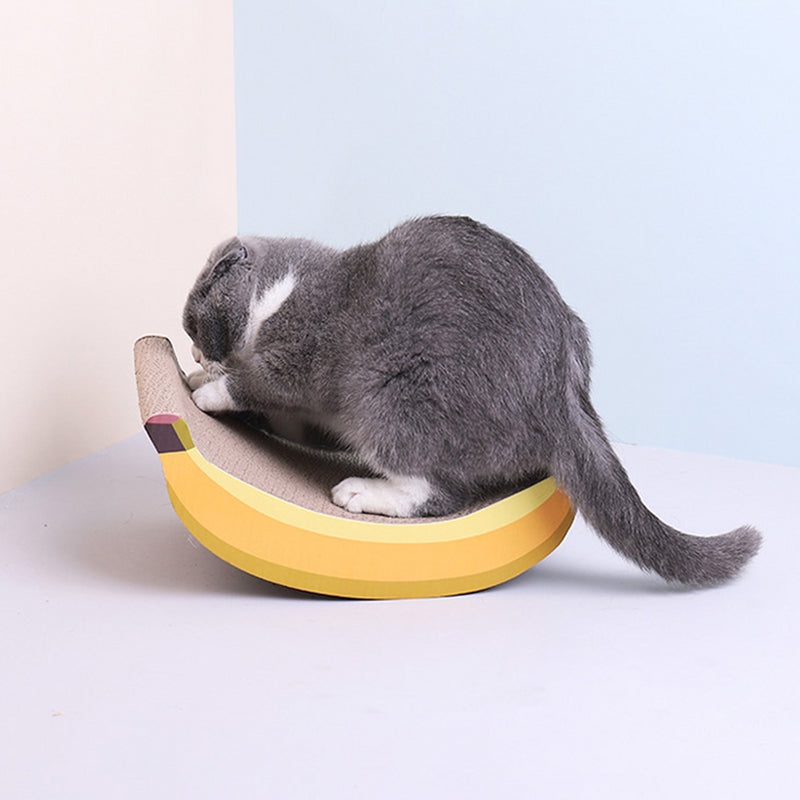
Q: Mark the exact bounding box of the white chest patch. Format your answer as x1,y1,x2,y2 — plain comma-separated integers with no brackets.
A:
243,271,296,352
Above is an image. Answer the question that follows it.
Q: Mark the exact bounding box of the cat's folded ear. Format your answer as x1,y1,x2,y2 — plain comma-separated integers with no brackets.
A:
211,237,249,278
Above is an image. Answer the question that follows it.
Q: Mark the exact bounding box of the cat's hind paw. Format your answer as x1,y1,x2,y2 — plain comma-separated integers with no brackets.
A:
331,475,431,518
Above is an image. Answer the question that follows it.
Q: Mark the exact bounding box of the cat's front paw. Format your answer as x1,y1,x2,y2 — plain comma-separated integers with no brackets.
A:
186,368,211,391
192,377,238,413
331,476,431,517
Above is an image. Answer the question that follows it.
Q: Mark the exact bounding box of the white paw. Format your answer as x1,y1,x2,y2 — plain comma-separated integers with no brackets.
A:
186,368,211,390
331,475,431,517
192,377,237,413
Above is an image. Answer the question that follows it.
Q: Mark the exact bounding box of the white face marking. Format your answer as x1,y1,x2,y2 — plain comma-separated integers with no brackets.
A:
243,271,296,353
331,475,432,517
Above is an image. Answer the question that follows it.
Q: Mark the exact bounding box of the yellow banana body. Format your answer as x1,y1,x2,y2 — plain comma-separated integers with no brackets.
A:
146,414,574,599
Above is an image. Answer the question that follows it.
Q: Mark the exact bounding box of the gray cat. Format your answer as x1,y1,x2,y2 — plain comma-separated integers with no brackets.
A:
183,215,761,587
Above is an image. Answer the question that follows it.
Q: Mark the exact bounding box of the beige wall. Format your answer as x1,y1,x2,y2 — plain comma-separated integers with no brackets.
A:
0,1,237,493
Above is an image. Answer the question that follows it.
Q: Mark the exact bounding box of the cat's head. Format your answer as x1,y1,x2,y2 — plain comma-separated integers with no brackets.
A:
183,237,256,370
184,234,335,374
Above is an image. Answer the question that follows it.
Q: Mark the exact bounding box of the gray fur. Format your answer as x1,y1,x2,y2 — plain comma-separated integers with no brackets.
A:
183,216,762,587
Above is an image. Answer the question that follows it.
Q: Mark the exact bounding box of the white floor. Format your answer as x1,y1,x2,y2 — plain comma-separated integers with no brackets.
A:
1,434,798,799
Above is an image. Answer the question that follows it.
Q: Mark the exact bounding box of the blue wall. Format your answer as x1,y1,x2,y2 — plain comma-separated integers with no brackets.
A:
234,1,799,467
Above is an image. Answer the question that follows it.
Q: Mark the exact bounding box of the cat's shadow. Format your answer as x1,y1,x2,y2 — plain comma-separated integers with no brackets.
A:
66,501,332,600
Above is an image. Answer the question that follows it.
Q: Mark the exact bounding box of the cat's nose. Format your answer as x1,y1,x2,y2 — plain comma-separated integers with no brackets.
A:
191,345,202,363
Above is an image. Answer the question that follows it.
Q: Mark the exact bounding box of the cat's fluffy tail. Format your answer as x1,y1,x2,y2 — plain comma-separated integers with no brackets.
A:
551,353,761,587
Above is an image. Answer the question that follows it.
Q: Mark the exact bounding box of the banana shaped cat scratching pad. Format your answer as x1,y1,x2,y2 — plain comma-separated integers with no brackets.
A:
134,336,574,598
